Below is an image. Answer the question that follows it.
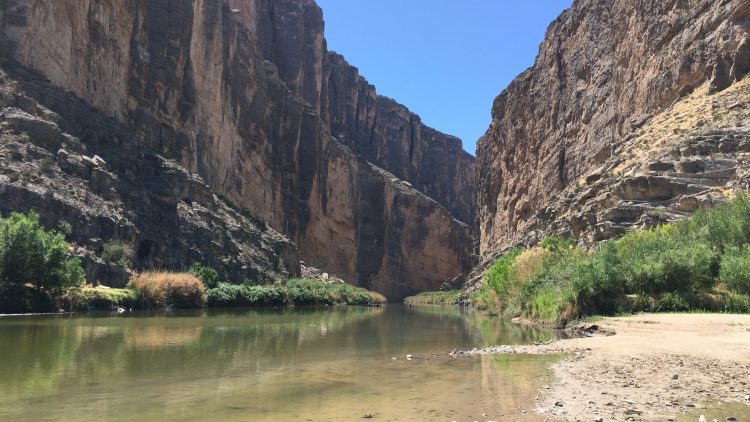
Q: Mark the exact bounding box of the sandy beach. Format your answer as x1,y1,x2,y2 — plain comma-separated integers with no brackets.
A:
453,314,750,421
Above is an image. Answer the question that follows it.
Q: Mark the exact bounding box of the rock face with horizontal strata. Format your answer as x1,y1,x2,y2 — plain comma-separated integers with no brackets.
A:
476,0,750,264
0,0,475,299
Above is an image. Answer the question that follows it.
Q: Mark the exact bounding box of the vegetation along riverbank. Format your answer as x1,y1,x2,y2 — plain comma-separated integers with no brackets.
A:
0,212,385,314
454,194,750,327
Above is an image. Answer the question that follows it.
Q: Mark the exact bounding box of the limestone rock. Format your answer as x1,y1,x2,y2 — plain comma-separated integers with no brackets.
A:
476,0,750,264
0,0,475,299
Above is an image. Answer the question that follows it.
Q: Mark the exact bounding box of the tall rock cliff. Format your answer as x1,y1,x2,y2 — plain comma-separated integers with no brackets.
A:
0,0,475,299
477,0,750,263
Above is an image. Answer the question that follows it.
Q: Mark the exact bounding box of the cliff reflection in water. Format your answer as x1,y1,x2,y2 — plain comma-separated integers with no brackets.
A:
0,305,558,421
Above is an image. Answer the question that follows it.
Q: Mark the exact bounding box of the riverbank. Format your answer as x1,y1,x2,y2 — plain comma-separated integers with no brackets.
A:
452,313,750,421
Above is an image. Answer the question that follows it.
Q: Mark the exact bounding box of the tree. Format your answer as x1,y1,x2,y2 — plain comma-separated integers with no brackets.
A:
0,212,84,298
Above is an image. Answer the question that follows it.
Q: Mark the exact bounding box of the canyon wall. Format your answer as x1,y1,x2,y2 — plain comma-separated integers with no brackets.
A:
477,0,750,262
0,0,475,299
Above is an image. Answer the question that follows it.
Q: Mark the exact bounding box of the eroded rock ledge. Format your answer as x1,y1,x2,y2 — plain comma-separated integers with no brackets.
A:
477,0,750,267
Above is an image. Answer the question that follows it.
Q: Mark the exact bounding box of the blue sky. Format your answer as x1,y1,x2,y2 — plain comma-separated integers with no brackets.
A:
316,0,572,155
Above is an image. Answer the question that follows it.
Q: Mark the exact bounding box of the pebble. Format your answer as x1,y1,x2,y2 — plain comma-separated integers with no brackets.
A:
726,417,737,421
363,413,373,419
699,416,707,422
555,401,563,407
672,374,679,380
406,354,412,360
595,418,603,422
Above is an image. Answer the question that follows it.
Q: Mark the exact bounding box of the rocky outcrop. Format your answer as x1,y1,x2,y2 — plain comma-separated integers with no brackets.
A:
0,67,298,286
477,0,750,263
0,0,475,299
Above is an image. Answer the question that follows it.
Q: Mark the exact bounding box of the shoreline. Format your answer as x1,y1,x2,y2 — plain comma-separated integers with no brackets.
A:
452,313,750,421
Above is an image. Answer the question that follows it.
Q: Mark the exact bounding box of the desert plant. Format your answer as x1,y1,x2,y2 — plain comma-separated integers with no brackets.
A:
189,263,220,289
485,248,522,298
654,292,690,312
682,193,750,251
719,247,750,294
539,236,576,252
614,225,715,294
101,240,134,268
207,283,284,307
130,272,206,308
40,157,55,173
404,290,460,305
64,286,139,311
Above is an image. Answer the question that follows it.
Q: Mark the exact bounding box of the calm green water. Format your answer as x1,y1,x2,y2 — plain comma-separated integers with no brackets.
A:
0,305,558,421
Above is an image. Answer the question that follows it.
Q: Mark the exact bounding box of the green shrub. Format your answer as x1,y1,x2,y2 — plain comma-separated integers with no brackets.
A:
514,249,583,324
206,279,381,307
40,157,54,173
101,240,134,268
654,292,690,312
472,195,750,323
682,193,750,251
130,272,206,308
207,283,285,307
485,248,522,298
64,287,139,311
614,226,715,294
539,236,576,252
470,284,501,312
0,212,84,299
189,263,220,289
404,290,460,305
719,247,750,294
721,291,750,313
629,294,655,312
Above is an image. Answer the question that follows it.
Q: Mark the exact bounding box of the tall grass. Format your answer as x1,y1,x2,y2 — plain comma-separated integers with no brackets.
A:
130,272,206,308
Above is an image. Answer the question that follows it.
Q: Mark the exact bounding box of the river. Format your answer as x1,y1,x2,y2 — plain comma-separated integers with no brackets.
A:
0,305,560,421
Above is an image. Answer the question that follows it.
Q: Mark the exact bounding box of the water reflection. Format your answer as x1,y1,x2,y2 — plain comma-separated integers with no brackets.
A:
0,305,558,421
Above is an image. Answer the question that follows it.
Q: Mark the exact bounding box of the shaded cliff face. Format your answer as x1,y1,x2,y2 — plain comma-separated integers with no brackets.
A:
477,0,750,261
0,0,474,299
0,66,299,287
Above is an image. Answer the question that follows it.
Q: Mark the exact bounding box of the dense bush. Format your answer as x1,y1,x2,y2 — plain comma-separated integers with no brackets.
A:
682,193,750,251
0,212,84,311
207,283,285,307
614,226,716,294
485,248,522,296
539,236,576,252
283,279,380,305
101,240,134,268
404,290,460,305
472,249,522,312
130,272,206,308
654,292,691,312
64,286,140,311
207,279,385,307
189,263,221,289
474,194,750,325
719,247,750,294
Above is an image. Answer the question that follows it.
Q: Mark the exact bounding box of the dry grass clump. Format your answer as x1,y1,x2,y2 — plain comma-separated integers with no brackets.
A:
368,291,388,304
509,248,549,287
130,271,206,308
